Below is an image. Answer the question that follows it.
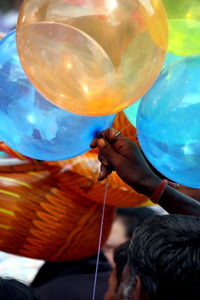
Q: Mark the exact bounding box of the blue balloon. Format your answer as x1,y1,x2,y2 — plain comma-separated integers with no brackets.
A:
137,55,200,188
0,31,115,161
124,53,181,128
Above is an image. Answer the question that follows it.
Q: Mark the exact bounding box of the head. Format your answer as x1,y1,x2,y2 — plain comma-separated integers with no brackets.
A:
0,278,41,299
107,215,200,300
104,207,159,267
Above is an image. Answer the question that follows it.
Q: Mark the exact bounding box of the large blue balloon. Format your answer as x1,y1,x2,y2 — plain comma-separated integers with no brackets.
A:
0,31,115,161
124,53,182,128
137,55,200,188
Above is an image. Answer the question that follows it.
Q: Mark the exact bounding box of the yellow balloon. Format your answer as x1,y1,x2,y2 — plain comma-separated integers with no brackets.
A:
168,19,200,56
163,0,200,56
17,0,167,116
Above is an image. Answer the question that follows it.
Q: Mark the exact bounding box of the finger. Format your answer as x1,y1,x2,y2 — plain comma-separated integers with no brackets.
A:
90,136,98,148
98,150,110,167
100,128,121,143
98,163,113,181
97,139,124,168
96,138,107,149
100,129,134,154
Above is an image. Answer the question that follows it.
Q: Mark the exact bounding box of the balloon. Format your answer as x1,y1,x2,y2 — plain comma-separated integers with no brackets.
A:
168,19,200,56
16,0,168,116
124,100,140,128
0,31,115,161
162,0,200,20
125,53,182,127
162,0,200,56
137,55,200,188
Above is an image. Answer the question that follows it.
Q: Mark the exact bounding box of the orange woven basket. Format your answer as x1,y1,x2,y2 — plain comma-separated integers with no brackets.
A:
0,158,114,261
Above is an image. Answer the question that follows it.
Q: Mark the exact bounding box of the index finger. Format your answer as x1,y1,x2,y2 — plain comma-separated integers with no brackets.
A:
101,128,119,142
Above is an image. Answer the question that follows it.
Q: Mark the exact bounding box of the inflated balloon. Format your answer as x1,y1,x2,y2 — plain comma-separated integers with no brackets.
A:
125,53,181,127
17,0,168,116
162,0,200,56
137,55,200,188
124,100,140,128
162,0,200,20
163,53,182,68
0,31,115,161
168,19,200,56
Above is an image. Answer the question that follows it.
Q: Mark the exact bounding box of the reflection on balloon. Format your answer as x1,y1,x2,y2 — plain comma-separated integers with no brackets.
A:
125,53,181,127
0,31,115,161
17,0,167,116
137,55,200,188
162,0,200,56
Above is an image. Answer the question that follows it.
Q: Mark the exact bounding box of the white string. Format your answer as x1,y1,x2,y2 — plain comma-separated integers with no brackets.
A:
92,181,109,300
118,123,131,134
92,122,131,299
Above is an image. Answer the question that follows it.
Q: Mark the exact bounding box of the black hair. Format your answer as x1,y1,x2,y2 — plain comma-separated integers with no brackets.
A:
117,207,158,239
128,215,200,300
114,240,130,287
0,278,41,300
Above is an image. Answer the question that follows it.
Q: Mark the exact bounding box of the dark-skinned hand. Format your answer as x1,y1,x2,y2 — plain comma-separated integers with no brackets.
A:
90,128,161,196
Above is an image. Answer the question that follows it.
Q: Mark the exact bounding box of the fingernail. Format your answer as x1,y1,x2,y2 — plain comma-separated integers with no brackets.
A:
99,170,104,177
98,173,103,181
98,138,106,147
102,159,109,166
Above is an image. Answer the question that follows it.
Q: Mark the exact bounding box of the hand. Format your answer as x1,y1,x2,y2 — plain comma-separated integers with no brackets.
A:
90,128,161,196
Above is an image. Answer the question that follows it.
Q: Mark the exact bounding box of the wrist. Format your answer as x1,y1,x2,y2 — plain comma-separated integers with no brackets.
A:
136,174,162,198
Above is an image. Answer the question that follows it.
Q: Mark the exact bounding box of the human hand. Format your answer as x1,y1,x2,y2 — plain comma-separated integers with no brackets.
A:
91,128,161,196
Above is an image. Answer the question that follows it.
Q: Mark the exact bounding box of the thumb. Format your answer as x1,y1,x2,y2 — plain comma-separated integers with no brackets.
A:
97,138,123,168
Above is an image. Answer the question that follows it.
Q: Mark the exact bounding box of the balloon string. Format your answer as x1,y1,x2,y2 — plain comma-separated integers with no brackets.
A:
92,123,132,299
92,181,109,300
118,123,132,134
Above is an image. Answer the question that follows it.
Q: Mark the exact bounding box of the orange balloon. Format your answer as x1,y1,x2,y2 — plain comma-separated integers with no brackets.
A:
17,0,168,116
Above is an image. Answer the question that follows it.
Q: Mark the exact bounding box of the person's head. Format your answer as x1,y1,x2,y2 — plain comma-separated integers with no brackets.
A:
113,241,130,288
105,241,130,300
0,278,41,299
104,207,159,267
107,215,200,300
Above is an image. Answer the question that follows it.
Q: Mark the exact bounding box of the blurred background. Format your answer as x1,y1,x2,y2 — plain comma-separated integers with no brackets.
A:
0,0,21,34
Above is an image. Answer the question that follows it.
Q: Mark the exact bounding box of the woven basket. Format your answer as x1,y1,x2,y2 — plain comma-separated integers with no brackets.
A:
0,158,114,261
